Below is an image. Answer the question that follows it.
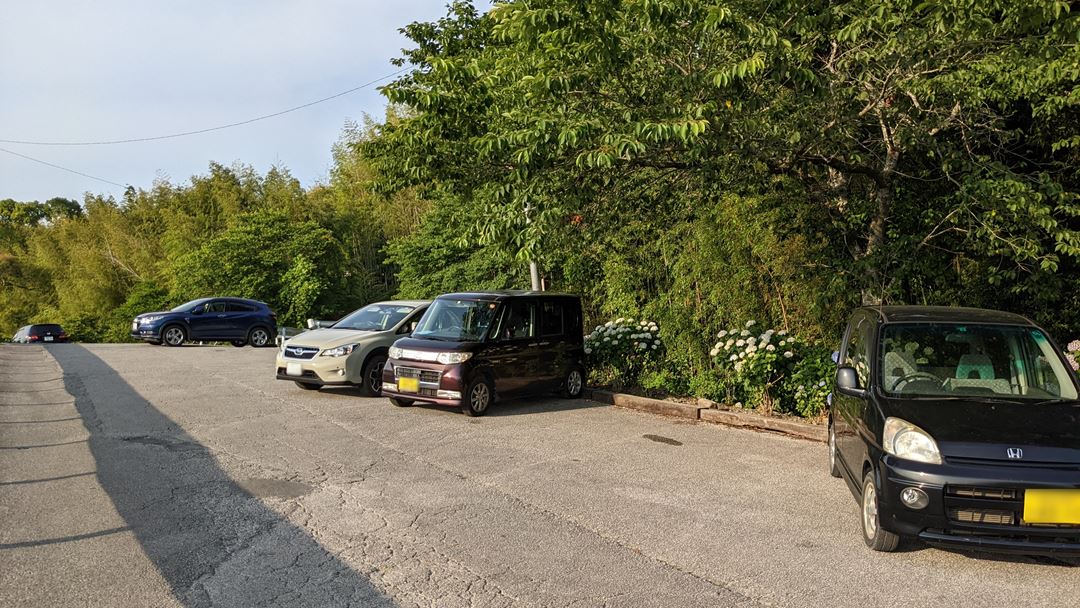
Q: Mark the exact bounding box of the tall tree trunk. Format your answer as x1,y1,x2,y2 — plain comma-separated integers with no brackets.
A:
863,116,900,305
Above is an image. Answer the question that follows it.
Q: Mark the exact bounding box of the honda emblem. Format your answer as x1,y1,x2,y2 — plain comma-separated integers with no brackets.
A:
1006,448,1023,460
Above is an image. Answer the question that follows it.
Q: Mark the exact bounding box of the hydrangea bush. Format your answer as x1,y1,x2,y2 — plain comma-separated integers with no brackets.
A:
585,318,663,389
1067,340,1080,371
709,320,830,416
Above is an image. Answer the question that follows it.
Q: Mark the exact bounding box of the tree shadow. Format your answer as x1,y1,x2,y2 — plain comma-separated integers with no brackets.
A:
50,345,397,607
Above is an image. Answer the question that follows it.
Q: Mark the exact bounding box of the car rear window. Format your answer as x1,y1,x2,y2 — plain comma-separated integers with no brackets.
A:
540,300,564,336
30,325,63,335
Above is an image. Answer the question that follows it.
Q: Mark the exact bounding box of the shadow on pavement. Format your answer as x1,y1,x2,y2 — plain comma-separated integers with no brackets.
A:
50,345,396,607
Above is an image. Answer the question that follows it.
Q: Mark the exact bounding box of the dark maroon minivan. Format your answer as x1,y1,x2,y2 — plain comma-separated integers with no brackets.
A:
381,291,586,416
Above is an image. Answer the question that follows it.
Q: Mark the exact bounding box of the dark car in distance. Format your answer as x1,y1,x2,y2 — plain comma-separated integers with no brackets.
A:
381,291,586,416
11,324,68,344
131,297,277,347
830,306,1080,555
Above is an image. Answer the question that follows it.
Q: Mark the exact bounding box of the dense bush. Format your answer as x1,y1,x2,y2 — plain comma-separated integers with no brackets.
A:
584,318,663,390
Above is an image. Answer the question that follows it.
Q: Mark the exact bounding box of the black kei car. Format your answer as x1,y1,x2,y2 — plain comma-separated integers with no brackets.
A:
381,291,586,416
830,306,1080,555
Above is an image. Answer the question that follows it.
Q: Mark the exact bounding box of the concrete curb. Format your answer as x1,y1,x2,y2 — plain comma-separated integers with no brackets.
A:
586,389,827,443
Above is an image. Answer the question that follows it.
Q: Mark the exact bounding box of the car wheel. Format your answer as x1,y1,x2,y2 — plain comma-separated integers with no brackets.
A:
861,471,900,552
248,327,272,347
162,325,186,347
389,397,414,407
561,366,585,399
828,420,842,478
461,376,493,417
231,339,247,347
295,381,320,391
360,355,387,397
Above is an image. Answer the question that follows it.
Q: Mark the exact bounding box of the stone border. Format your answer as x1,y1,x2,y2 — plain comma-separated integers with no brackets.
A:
585,389,827,443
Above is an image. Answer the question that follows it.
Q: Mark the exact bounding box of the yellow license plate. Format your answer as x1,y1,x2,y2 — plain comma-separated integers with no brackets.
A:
398,377,419,393
1024,489,1080,524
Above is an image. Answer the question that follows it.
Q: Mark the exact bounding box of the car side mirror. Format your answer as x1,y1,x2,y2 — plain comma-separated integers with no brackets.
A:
836,366,865,397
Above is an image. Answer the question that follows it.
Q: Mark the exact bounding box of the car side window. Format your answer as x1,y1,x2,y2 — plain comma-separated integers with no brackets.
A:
205,301,228,313
540,300,564,337
500,301,536,340
398,307,427,334
226,302,255,313
843,318,871,388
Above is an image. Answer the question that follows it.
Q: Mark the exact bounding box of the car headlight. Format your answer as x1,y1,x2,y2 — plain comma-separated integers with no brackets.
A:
141,315,165,324
436,351,473,365
389,346,403,359
883,417,942,464
320,344,358,357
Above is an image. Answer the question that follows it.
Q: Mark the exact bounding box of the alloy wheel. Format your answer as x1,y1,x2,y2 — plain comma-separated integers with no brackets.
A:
470,382,490,413
367,360,384,394
250,328,270,347
567,369,583,396
863,480,879,539
164,327,184,346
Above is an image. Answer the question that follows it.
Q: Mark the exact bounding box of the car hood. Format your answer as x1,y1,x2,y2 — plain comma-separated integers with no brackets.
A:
135,310,176,319
883,396,1080,463
391,337,482,354
285,328,384,349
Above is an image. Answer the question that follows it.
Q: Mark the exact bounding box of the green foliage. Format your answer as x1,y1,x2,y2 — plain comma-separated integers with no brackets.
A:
173,210,344,327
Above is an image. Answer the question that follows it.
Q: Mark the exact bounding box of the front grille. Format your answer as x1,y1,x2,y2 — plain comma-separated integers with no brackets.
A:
950,487,1017,500
395,367,441,384
944,485,1080,530
282,345,319,360
951,508,1016,525
419,387,438,397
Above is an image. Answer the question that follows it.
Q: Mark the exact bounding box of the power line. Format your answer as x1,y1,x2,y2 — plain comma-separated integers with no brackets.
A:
0,67,409,147
0,146,126,188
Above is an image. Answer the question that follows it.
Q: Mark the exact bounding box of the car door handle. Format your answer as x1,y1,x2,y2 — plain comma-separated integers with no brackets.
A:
217,314,227,318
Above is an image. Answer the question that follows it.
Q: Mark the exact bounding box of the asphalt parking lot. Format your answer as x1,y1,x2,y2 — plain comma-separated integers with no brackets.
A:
1,343,1077,607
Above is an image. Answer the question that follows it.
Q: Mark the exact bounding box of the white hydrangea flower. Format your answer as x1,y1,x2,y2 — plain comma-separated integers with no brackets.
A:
739,351,747,358
729,354,738,361
766,344,775,351
778,330,788,336
783,351,793,358
584,347,592,354
746,320,757,327
740,329,751,336
725,339,734,348
718,330,728,338
747,345,757,353
603,337,610,342
652,344,658,349
710,348,719,357
736,339,745,347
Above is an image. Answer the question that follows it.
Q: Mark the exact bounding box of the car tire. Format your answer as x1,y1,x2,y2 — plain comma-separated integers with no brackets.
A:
828,420,842,478
231,339,247,347
162,325,186,347
295,381,320,391
389,397,414,407
861,471,901,552
561,366,585,399
461,376,493,417
248,326,272,347
360,355,387,397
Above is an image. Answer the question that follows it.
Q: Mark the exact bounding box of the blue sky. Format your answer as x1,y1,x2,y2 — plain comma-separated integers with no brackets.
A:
0,1,472,202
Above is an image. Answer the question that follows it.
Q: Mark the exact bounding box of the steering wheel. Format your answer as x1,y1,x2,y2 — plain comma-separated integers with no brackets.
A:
890,372,942,392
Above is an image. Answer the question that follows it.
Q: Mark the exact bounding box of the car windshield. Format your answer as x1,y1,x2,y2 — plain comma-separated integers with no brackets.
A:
880,323,1078,401
171,299,209,312
332,304,415,331
412,299,500,342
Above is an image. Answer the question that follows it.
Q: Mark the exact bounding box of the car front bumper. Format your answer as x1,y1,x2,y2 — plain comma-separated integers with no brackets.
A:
381,359,466,406
878,455,1080,555
275,353,354,386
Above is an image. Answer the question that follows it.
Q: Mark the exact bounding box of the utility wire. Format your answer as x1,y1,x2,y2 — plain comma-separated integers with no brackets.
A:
0,67,410,147
0,146,126,188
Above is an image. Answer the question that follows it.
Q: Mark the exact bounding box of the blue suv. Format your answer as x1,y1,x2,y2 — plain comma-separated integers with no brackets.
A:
131,297,277,347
